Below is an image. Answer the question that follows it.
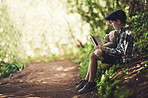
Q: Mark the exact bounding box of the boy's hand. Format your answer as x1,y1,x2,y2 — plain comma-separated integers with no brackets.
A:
100,45,106,51
94,45,101,50
94,45,106,51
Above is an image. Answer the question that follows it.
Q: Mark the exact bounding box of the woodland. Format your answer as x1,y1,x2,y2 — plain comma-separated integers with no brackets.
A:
0,0,148,98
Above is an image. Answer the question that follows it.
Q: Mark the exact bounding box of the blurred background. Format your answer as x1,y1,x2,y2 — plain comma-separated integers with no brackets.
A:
0,0,148,97
0,0,148,86
0,0,91,61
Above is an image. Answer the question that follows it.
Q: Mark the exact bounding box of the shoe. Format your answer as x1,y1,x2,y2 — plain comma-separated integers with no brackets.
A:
76,80,88,90
78,82,96,94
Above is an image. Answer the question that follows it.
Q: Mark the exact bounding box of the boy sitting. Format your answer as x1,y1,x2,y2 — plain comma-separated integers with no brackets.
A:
76,10,134,94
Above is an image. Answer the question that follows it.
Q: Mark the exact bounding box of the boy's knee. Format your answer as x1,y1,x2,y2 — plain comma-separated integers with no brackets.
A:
90,53,96,59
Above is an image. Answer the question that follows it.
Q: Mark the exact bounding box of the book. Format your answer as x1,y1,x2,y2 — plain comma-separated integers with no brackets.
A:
90,35,103,46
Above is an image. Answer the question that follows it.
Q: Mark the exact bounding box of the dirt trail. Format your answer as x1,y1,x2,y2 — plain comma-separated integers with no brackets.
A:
0,58,94,98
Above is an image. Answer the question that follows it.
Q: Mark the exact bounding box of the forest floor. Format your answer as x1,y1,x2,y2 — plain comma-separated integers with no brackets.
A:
0,54,148,98
0,57,96,98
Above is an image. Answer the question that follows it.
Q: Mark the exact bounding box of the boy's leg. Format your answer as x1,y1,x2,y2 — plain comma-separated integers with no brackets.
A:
78,53,103,93
88,53,98,82
85,53,104,82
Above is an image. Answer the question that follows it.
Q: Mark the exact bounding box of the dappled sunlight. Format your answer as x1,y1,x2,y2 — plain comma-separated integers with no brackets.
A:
0,94,15,98
117,62,147,84
55,73,67,78
56,66,76,71
0,0,147,97
2,0,90,59
12,60,79,85
56,66,63,71
63,66,76,71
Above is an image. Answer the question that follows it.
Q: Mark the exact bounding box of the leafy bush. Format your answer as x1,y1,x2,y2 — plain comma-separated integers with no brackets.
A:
96,64,133,98
0,61,25,78
67,0,148,97
129,12,148,53
0,2,25,78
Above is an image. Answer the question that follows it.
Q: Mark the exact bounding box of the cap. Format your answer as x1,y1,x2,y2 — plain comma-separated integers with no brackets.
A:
105,10,127,22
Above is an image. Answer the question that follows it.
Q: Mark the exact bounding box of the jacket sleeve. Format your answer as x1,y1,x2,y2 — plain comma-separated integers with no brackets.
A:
104,32,126,57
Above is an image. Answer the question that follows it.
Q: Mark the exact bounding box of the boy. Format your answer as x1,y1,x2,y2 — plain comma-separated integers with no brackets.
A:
76,10,134,94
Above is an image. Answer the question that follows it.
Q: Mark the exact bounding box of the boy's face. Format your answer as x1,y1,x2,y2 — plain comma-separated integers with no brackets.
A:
110,20,121,29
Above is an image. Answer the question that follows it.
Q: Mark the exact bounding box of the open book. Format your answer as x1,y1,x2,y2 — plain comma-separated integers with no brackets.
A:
90,35,103,46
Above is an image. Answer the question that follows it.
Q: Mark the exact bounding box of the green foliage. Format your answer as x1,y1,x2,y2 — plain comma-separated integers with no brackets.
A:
96,64,133,98
67,0,148,97
67,0,148,53
0,1,25,78
114,87,133,98
129,12,148,52
97,65,119,98
23,55,61,63
0,61,25,78
67,0,114,33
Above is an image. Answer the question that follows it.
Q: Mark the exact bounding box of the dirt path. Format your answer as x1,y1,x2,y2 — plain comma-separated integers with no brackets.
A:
0,58,95,98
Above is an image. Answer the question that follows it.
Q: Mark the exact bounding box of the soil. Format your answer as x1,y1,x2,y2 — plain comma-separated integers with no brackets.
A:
1,55,147,98
0,58,96,98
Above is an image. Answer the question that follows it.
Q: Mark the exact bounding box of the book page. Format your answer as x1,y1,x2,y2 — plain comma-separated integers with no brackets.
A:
94,35,103,45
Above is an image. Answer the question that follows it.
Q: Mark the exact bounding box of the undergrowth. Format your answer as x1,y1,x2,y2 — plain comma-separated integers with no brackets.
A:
0,3,25,79
72,1,148,97
23,55,61,63
0,61,25,78
75,45,148,97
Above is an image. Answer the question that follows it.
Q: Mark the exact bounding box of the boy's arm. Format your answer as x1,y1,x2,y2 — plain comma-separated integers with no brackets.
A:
103,31,134,57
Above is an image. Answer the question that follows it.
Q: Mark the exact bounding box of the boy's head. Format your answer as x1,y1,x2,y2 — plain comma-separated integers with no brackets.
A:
105,10,127,23
105,10,127,29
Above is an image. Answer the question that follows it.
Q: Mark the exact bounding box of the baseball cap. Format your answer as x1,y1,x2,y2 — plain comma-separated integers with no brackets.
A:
105,10,127,23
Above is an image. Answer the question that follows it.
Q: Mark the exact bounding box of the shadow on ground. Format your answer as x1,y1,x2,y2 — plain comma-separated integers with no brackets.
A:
0,58,95,98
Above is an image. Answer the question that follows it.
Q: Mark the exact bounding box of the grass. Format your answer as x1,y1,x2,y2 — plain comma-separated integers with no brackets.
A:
23,55,61,63
73,47,148,98
0,61,25,78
